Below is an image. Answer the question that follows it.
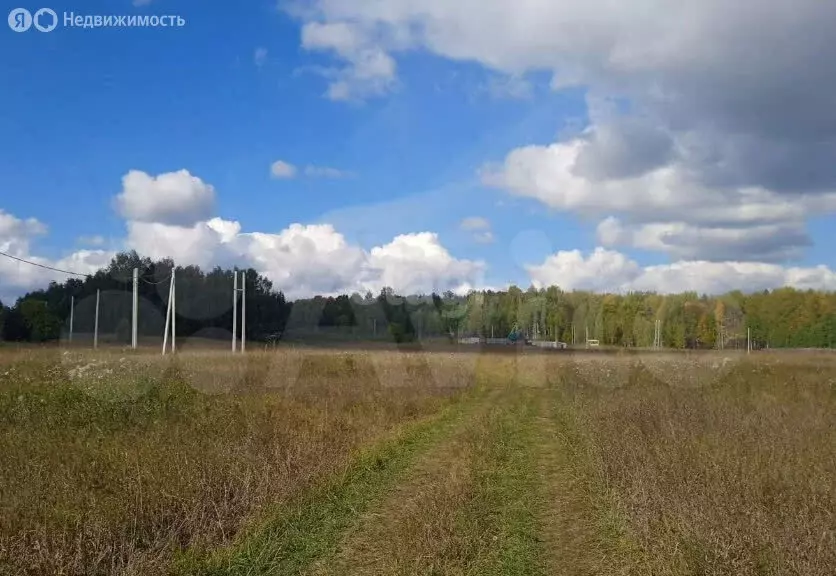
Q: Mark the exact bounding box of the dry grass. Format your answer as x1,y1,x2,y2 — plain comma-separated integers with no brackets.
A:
1,346,834,575
313,410,480,576
546,352,836,575
0,347,472,575
314,385,540,576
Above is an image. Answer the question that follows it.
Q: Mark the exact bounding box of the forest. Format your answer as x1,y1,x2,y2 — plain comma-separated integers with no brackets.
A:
2,251,836,349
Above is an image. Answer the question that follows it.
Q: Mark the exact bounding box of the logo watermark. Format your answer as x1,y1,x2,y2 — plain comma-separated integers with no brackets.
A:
7,8,186,32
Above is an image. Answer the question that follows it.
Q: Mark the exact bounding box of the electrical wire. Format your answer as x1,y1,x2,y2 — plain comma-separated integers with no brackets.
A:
139,274,172,285
0,250,91,277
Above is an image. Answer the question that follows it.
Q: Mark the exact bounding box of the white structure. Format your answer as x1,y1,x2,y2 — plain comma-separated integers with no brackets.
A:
132,268,138,349
68,296,74,343
93,289,100,349
232,270,246,353
162,269,176,355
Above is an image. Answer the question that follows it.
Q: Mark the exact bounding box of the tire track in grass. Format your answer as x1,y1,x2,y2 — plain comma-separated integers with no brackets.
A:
310,388,543,576
306,406,482,576
533,388,643,576
471,389,542,576
181,385,492,576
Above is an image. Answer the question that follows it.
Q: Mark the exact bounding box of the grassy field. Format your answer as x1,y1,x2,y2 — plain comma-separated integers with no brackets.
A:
0,346,834,575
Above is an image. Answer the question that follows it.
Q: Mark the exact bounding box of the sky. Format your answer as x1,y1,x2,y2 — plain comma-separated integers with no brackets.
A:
2,0,836,302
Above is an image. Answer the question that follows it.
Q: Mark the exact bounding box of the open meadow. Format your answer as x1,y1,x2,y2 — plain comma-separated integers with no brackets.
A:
0,345,834,575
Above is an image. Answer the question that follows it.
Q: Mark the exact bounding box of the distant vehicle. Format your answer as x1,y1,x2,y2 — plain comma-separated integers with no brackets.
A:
507,324,531,345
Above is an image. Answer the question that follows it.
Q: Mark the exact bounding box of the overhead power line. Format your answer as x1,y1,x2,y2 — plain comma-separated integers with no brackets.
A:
140,274,172,285
0,250,91,278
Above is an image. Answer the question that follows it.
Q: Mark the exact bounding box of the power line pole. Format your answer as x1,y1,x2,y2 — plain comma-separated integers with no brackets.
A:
93,289,100,350
232,270,238,353
131,268,138,350
162,274,173,355
171,268,176,353
231,270,246,353
69,295,74,344
241,271,246,353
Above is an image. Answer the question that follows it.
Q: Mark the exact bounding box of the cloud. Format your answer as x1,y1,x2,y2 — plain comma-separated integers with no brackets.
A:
527,248,836,295
303,165,354,179
124,219,485,300
125,219,238,270
272,161,354,180
460,216,495,244
110,171,484,300
294,0,836,261
0,209,114,302
484,74,532,100
481,132,836,261
571,114,674,182
295,0,836,148
115,170,215,227
254,47,268,67
527,248,642,293
0,209,47,251
77,235,106,247
480,137,817,226
270,160,298,179
368,232,485,295
596,217,811,263
300,21,397,101
460,216,490,231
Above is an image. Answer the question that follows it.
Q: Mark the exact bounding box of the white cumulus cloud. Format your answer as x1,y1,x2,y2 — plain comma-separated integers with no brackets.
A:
459,216,494,244
0,209,114,302
123,219,485,300
300,20,398,101
115,169,215,227
528,248,836,295
270,160,298,179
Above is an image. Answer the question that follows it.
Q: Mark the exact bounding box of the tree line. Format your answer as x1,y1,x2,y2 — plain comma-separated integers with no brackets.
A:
1,251,835,349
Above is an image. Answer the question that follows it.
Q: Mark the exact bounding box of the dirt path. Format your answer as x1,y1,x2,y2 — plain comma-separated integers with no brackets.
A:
309,387,543,576
186,377,638,576
532,389,640,576
185,385,495,576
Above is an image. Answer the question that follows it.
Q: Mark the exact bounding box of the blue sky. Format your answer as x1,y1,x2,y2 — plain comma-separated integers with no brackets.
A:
2,0,836,298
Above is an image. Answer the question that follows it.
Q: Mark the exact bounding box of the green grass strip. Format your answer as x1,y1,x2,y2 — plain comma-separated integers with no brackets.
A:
464,390,544,576
179,387,487,576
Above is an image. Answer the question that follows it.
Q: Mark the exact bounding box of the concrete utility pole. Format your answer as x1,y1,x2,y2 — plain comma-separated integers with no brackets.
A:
93,290,100,349
241,271,246,353
232,270,238,353
69,296,74,344
162,271,176,355
132,268,138,349
231,270,246,353
653,319,662,349
171,268,176,353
